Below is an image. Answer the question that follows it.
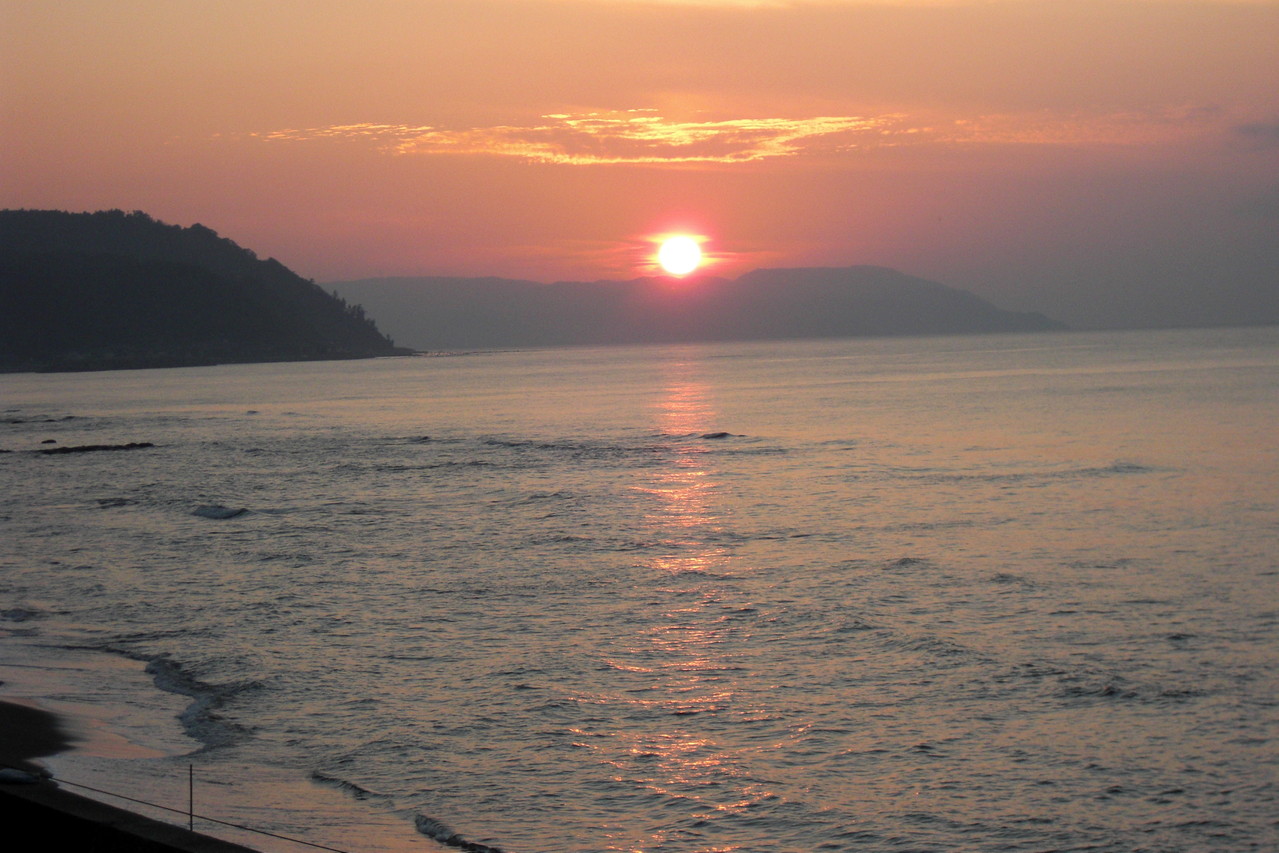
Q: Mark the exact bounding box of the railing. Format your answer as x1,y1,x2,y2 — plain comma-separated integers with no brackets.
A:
1,762,357,853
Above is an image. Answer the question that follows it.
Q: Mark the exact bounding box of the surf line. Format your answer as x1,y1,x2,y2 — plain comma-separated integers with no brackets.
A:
415,815,506,853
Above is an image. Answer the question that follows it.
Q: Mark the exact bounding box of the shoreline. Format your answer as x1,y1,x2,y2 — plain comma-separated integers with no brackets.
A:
0,699,261,853
0,639,438,853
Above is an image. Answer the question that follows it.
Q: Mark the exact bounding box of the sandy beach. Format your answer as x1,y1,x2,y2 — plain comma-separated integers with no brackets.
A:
0,699,260,853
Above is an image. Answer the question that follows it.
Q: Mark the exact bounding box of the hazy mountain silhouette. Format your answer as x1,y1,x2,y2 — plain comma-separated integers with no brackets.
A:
334,266,1064,350
0,210,404,372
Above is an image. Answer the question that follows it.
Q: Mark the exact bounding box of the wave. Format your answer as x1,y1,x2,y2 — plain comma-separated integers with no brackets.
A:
477,432,786,461
0,606,47,622
414,814,507,853
892,460,1157,485
0,412,80,425
310,771,390,802
147,657,256,749
1052,674,1207,704
118,652,259,750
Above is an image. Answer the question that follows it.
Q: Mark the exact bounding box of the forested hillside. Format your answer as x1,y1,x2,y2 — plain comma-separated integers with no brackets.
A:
0,210,404,372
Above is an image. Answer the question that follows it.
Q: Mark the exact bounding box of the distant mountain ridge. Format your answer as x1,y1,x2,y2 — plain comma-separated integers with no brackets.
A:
1,209,1065,369
0,209,403,372
334,266,1064,350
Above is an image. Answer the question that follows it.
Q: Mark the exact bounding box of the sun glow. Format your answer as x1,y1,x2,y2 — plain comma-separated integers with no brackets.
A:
658,236,703,276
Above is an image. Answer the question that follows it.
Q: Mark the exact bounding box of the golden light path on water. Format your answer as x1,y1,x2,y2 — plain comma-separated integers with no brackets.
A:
582,358,776,851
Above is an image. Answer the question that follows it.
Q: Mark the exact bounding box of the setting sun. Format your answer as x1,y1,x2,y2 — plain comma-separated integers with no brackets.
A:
658,236,703,276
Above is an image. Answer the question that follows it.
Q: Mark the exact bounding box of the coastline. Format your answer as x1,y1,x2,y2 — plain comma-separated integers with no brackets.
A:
0,638,439,853
0,700,261,853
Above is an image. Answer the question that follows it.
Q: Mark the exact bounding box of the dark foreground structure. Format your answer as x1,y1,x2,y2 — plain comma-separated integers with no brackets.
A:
0,701,260,853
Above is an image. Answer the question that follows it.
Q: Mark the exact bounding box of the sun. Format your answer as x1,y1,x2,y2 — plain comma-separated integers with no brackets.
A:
657,236,703,276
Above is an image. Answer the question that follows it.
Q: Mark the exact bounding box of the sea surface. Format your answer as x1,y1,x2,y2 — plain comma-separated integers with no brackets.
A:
2,328,1277,852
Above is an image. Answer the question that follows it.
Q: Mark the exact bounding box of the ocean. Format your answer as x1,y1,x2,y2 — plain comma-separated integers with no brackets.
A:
2,327,1276,852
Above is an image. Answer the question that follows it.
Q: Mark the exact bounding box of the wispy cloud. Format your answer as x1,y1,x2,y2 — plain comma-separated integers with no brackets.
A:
258,123,438,143
945,108,1219,147
256,111,895,164
250,108,1215,166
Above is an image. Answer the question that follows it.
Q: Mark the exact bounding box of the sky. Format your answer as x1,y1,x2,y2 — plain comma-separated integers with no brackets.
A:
3,0,1277,328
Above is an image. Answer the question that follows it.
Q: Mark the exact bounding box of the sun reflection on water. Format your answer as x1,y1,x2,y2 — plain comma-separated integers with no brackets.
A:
581,355,779,851
638,359,729,577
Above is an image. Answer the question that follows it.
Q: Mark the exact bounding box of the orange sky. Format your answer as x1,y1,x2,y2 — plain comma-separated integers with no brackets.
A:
3,0,1277,327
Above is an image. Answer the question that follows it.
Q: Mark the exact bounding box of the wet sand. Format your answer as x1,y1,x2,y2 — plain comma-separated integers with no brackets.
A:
0,699,261,853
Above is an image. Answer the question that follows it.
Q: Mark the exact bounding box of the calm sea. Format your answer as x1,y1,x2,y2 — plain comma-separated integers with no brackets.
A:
2,328,1277,852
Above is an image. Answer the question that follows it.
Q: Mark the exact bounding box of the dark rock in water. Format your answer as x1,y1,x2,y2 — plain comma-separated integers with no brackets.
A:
40,439,56,444
37,442,154,455
193,505,247,519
